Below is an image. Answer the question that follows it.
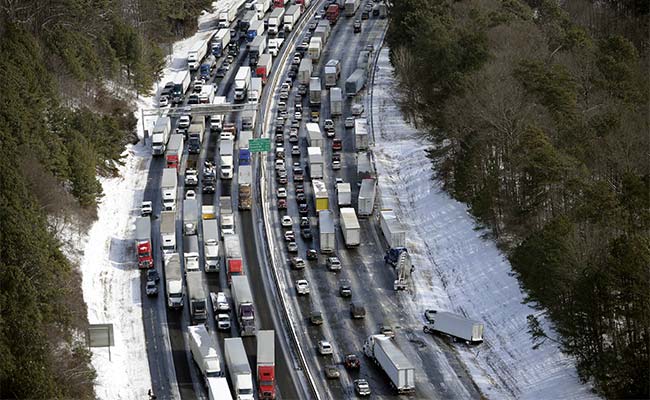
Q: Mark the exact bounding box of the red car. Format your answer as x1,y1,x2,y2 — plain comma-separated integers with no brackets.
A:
278,199,287,209
332,139,342,151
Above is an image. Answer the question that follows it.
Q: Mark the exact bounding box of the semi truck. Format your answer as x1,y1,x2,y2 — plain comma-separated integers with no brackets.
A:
247,19,264,43
218,5,239,28
358,178,376,217
345,68,366,97
324,59,340,87
313,25,329,44
234,66,252,102
380,210,406,248
203,219,220,272
344,0,360,16
340,207,360,247
183,199,199,235
385,247,414,291
357,151,374,180
257,330,276,399
164,253,184,309
298,58,312,85
248,76,261,103
307,37,322,60
224,235,243,284
183,235,200,273
309,77,322,105
363,334,416,394
171,70,191,105
151,116,171,156
165,134,184,170
188,120,206,154
330,87,343,116
224,338,255,400
231,276,256,336
188,38,209,70
283,5,301,31
188,325,222,380
249,33,266,66
200,55,217,81
255,0,271,19
318,210,335,253
240,10,258,33
423,311,485,344
187,271,208,324
161,168,178,211
220,139,235,179
268,38,283,56
307,147,323,179
241,110,256,131
255,54,272,84
312,179,328,211
336,182,351,206
207,377,233,400
211,28,231,57
135,217,152,269
354,118,369,150
306,123,322,148
238,165,253,210
268,7,285,34
185,156,199,187
199,83,215,104
160,211,177,253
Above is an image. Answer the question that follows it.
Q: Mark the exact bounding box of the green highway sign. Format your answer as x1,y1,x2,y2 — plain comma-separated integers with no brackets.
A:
249,138,271,153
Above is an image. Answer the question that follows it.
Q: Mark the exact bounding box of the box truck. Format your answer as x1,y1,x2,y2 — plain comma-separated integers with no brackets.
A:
318,210,335,253
152,116,171,156
306,124,322,148
354,118,369,150
358,178,376,217
165,134,184,170
363,334,416,394
164,253,184,309
231,276,256,336
345,68,366,97
344,0,360,16
337,182,351,206
187,271,208,323
298,58,312,85
340,207,360,247
423,310,484,344
224,338,255,400
309,77,321,105
160,211,176,253
312,179,328,211
357,151,374,180
330,87,343,116
161,168,178,211
203,219,220,272
307,146,323,179
257,330,276,399
188,325,222,379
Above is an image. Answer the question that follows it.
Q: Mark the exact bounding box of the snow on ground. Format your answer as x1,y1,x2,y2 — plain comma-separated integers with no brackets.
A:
370,47,598,400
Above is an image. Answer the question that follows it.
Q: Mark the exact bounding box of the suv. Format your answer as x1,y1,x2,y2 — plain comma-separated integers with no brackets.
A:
353,19,362,33
326,257,342,271
339,279,352,297
290,257,305,270
350,302,366,319
310,310,324,325
344,354,360,369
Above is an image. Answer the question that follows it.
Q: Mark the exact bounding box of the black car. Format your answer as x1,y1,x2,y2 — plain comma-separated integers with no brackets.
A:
146,269,160,283
295,183,304,194
296,192,307,203
202,183,215,194
307,249,318,260
300,217,310,228
353,20,362,33
308,21,318,31
339,279,352,297
299,203,309,215
361,10,369,19
216,66,227,78
301,228,313,241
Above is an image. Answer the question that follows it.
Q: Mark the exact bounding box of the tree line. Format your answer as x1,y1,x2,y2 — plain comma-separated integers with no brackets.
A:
386,0,649,398
0,0,209,397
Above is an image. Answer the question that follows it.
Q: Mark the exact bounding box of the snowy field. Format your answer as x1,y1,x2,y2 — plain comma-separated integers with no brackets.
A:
370,48,598,400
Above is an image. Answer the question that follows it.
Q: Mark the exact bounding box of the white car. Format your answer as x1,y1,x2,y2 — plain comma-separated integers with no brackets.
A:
141,201,152,216
318,340,333,355
178,115,191,128
185,190,196,200
294,111,302,120
216,292,230,311
158,96,169,107
295,279,310,295
345,117,355,128
277,187,287,198
282,216,293,227
275,159,285,170
216,313,231,330
352,103,364,115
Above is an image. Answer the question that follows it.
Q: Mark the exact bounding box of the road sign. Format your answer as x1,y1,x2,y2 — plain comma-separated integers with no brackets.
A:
249,138,271,153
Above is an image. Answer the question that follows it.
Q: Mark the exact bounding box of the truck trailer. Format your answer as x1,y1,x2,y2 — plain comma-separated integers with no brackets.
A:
268,8,285,35
211,28,231,57
171,70,191,105
330,87,343,116
160,211,177,253
224,338,255,400
345,68,366,97
379,210,407,248
283,5,301,31
183,235,200,273
363,334,416,394
238,165,253,210
354,118,369,150
336,182,351,206
306,124,323,148
161,168,178,211
165,134,184,170
257,330,276,399
357,178,376,217
312,179,328,211
318,210,335,253
307,37,322,60
152,116,171,156
298,58,313,85
164,253,184,309
255,54,272,85
307,147,323,179
423,310,484,344
344,0,360,16
234,66,252,102
186,271,208,324
309,77,322,105
340,207,360,247
203,219,220,272
183,199,199,235
207,377,233,400
224,235,243,284
188,120,206,154
135,217,152,269
231,275,256,336
188,325,222,379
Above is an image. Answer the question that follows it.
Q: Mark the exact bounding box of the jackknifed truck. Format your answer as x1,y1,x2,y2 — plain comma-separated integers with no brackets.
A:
224,338,255,400
135,217,152,269
357,178,376,218
188,325,222,380
164,253,184,309
231,275,256,336
318,210,335,253
340,207,361,247
257,330,276,399
423,310,485,344
379,210,407,248
187,271,208,324
363,334,416,394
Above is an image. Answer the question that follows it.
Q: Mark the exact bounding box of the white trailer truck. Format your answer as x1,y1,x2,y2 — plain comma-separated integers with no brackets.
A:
283,5,301,31
357,178,376,217
298,58,312,85
307,147,323,179
256,330,276,399
423,311,485,344
187,271,208,324
234,66,252,102
188,325,222,380
379,210,407,248
183,199,199,235
161,168,178,211
183,235,200,273
268,8,285,34
309,77,322,105
152,116,171,156
363,334,416,394
224,337,255,400
340,207,360,247
160,211,177,253
354,118,369,150
203,219,220,272
306,123,323,148
336,182,351,206
207,377,233,400
164,253,184,309
318,210,336,253
231,275,256,336
330,87,343,116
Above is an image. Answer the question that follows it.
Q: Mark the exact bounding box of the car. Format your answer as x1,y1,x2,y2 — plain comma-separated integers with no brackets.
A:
146,280,158,296
308,21,318,31
344,354,361,369
287,241,298,252
291,145,300,157
354,379,371,396
366,2,373,11
290,257,305,269
147,269,160,283
278,101,287,111
276,147,286,159
291,55,301,66
318,340,333,355
288,69,297,79
307,249,318,260
215,66,227,77
215,292,230,311
310,309,324,325
178,115,191,128
298,84,307,95
277,187,287,198
295,183,304,194
332,160,341,170
185,190,196,200
295,279,310,295
295,92,303,102
284,230,296,241
226,54,235,64
325,365,340,379
310,111,320,123
298,203,309,215
361,10,369,19
280,91,289,101
299,217,310,228
301,228,312,240
366,44,374,52
278,199,288,209
275,159,285,170
296,192,306,203
295,103,303,112
352,103,364,115
141,201,152,216
291,119,300,129
222,60,231,71
158,95,169,107
332,139,342,151
290,127,299,136
324,118,334,130
285,77,293,88
216,313,231,330
350,302,366,319
327,257,342,271
353,19,362,33
339,279,352,297
345,117,355,128
335,177,344,184
295,111,302,120
282,215,293,227
202,183,215,194
379,325,395,338
293,167,304,181
289,133,299,144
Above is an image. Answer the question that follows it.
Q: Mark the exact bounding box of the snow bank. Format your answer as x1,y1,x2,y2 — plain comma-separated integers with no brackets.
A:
370,48,598,400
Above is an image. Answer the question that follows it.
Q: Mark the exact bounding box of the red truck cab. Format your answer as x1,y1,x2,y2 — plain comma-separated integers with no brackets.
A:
227,259,243,284
273,0,284,8
326,4,339,24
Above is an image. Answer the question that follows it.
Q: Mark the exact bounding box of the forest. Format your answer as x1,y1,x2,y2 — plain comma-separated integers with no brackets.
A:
386,0,649,398
0,0,209,397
